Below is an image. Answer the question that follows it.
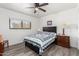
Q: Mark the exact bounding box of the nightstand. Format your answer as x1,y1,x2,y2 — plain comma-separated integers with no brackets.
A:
0,34,4,56
0,42,4,56
57,35,70,48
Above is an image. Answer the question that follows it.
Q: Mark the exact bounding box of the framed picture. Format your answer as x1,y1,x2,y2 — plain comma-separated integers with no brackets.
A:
22,20,31,29
47,21,52,25
9,18,31,29
9,19,22,29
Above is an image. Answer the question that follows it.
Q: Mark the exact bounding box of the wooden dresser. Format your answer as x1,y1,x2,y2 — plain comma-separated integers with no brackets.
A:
57,35,70,48
0,34,4,56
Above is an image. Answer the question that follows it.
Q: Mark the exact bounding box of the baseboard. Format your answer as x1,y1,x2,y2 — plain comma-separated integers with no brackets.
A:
7,42,24,48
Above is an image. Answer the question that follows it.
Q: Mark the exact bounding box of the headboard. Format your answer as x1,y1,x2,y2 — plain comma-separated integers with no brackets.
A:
43,27,57,33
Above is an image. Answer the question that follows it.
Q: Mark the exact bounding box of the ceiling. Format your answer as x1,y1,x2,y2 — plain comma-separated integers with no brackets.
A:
0,3,78,18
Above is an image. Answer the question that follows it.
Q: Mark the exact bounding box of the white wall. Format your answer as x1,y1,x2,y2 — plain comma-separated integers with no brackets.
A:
78,14,79,49
77,4,79,49
0,8,40,46
40,7,78,48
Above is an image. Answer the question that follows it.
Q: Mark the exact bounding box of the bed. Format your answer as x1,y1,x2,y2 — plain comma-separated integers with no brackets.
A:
24,27,57,55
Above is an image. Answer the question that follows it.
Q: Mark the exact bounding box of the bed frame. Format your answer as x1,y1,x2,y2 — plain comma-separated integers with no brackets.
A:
24,26,57,55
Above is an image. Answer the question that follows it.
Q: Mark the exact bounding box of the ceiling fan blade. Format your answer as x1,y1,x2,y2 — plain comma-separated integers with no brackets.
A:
26,7,34,8
39,3,48,7
38,8,46,12
34,9,36,13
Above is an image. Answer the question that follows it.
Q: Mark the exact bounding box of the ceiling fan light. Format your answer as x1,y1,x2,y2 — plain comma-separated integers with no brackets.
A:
35,8,38,10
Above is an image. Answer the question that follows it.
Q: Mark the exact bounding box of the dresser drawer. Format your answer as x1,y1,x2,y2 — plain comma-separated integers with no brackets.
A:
58,39,69,43
57,41,70,48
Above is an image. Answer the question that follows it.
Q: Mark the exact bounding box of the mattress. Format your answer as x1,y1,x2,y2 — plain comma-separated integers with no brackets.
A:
24,31,56,49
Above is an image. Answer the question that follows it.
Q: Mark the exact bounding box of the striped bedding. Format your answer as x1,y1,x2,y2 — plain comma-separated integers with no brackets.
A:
27,31,55,42
24,31,56,47
24,31,56,55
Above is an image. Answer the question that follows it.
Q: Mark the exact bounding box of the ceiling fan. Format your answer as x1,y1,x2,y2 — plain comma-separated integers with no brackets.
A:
26,3,48,13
